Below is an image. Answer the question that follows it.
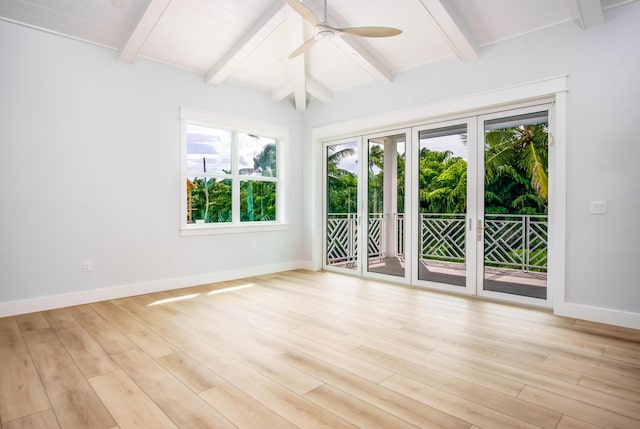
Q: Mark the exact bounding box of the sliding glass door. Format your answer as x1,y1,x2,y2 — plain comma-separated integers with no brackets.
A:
323,104,551,306
324,138,360,272
365,131,409,279
412,119,477,294
477,108,549,302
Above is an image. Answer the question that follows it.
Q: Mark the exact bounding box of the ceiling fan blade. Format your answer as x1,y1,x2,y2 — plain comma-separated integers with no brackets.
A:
286,0,320,26
339,26,403,37
289,37,318,59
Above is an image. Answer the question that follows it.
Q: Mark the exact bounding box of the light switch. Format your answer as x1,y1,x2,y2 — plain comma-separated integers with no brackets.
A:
590,201,607,214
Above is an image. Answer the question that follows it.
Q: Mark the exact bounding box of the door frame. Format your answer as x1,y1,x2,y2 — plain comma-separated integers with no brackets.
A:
475,104,553,307
322,136,363,276
360,128,412,284
313,76,567,310
410,117,479,296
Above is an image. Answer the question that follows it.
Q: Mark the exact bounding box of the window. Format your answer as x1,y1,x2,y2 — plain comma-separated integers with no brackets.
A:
180,107,287,235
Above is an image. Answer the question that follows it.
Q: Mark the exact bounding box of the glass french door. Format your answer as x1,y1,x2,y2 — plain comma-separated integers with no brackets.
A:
413,107,550,304
412,119,477,294
364,130,409,279
323,130,410,282
323,104,551,306
324,138,360,272
477,108,549,303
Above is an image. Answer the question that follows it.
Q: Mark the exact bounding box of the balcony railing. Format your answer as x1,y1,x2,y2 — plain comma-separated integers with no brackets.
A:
327,213,547,273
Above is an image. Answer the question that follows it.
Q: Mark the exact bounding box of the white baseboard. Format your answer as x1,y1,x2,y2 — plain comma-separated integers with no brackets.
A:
0,260,312,317
554,302,640,330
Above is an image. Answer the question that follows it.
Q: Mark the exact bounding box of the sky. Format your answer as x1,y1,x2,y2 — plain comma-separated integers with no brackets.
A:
330,132,467,176
186,124,275,176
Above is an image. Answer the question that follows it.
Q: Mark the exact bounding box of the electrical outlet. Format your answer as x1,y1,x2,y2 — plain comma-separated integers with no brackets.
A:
590,201,607,214
83,261,92,272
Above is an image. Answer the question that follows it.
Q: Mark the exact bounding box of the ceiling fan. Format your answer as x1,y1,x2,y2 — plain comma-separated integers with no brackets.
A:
286,0,403,58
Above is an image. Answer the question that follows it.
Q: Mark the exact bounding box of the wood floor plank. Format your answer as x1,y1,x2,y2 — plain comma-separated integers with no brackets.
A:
3,409,60,429
381,373,542,429
116,301,225,362
168,313,290,360
603,345,640,366
89,301,146,334
42,308,80,331
89,369,178,429
155,352,225,393
279,350,470,429
126,329,176,357
556,415,603,429
291,324,361,352
67,305,137,355
112,349,235,429
517,385,640,429
231,349,324,395
430,346,583,387
15,313,49,332
304,383,422,429
0,318,50,423
578,374,640,403
261,326,394,383
1,270,638,429
56,326,118,378
205,355,358,429
545,354,640,388
22,328,115,429
350,345,561,429
200,383,299,429
358,343,526,396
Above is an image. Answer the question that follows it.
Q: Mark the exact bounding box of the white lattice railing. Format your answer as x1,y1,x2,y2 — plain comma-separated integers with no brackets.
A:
327,213,548,273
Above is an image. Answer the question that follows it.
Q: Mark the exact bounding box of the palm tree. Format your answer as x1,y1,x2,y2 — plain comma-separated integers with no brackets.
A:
326,144,356,179
326,144,358,214
253,143,277,177
485,123,548,206
418,148,467,214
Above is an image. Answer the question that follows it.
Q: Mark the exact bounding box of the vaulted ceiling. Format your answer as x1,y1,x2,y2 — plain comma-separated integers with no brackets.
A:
1,0,633,110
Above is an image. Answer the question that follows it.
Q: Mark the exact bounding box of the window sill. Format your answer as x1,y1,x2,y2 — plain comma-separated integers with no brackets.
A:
180,222,289,236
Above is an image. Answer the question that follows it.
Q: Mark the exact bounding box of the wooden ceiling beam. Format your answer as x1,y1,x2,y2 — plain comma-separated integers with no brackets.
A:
307,77,332,103
332,36,394,85
118,0,172,64
415,0,478,62
567,0,605,29
286,2,307,110
271,81,294,102
206,2,287,85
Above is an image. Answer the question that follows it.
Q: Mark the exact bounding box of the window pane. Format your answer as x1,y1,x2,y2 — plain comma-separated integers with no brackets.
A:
237,133,277,177
186,124,231,175
240,181,276,222
187,177,232,223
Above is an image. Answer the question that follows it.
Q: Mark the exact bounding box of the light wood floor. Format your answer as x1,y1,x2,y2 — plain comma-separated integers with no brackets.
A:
1,270,639,429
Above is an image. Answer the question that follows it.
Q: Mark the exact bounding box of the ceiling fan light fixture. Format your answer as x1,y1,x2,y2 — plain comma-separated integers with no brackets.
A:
286,0,402,58
316,29,334,40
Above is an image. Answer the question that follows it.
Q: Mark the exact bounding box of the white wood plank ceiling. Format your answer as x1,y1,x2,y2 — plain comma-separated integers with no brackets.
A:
0,0,631,110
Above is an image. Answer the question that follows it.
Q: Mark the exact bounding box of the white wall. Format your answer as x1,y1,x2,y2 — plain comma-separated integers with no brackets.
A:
0,20,306,312
2,2,639,327
303,3,640,325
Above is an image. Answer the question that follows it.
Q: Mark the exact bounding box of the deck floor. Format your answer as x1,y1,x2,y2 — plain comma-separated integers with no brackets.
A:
366,257,547,299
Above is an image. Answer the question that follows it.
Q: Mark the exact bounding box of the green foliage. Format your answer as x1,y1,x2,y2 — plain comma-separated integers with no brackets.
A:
326,145,358,213
418,149,467,213
190,177,232,222
189,143,278,222
240,181,276,221
484,123,548,214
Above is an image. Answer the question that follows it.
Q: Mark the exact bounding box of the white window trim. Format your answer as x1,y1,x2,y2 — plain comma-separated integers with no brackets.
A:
180,106,288,236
